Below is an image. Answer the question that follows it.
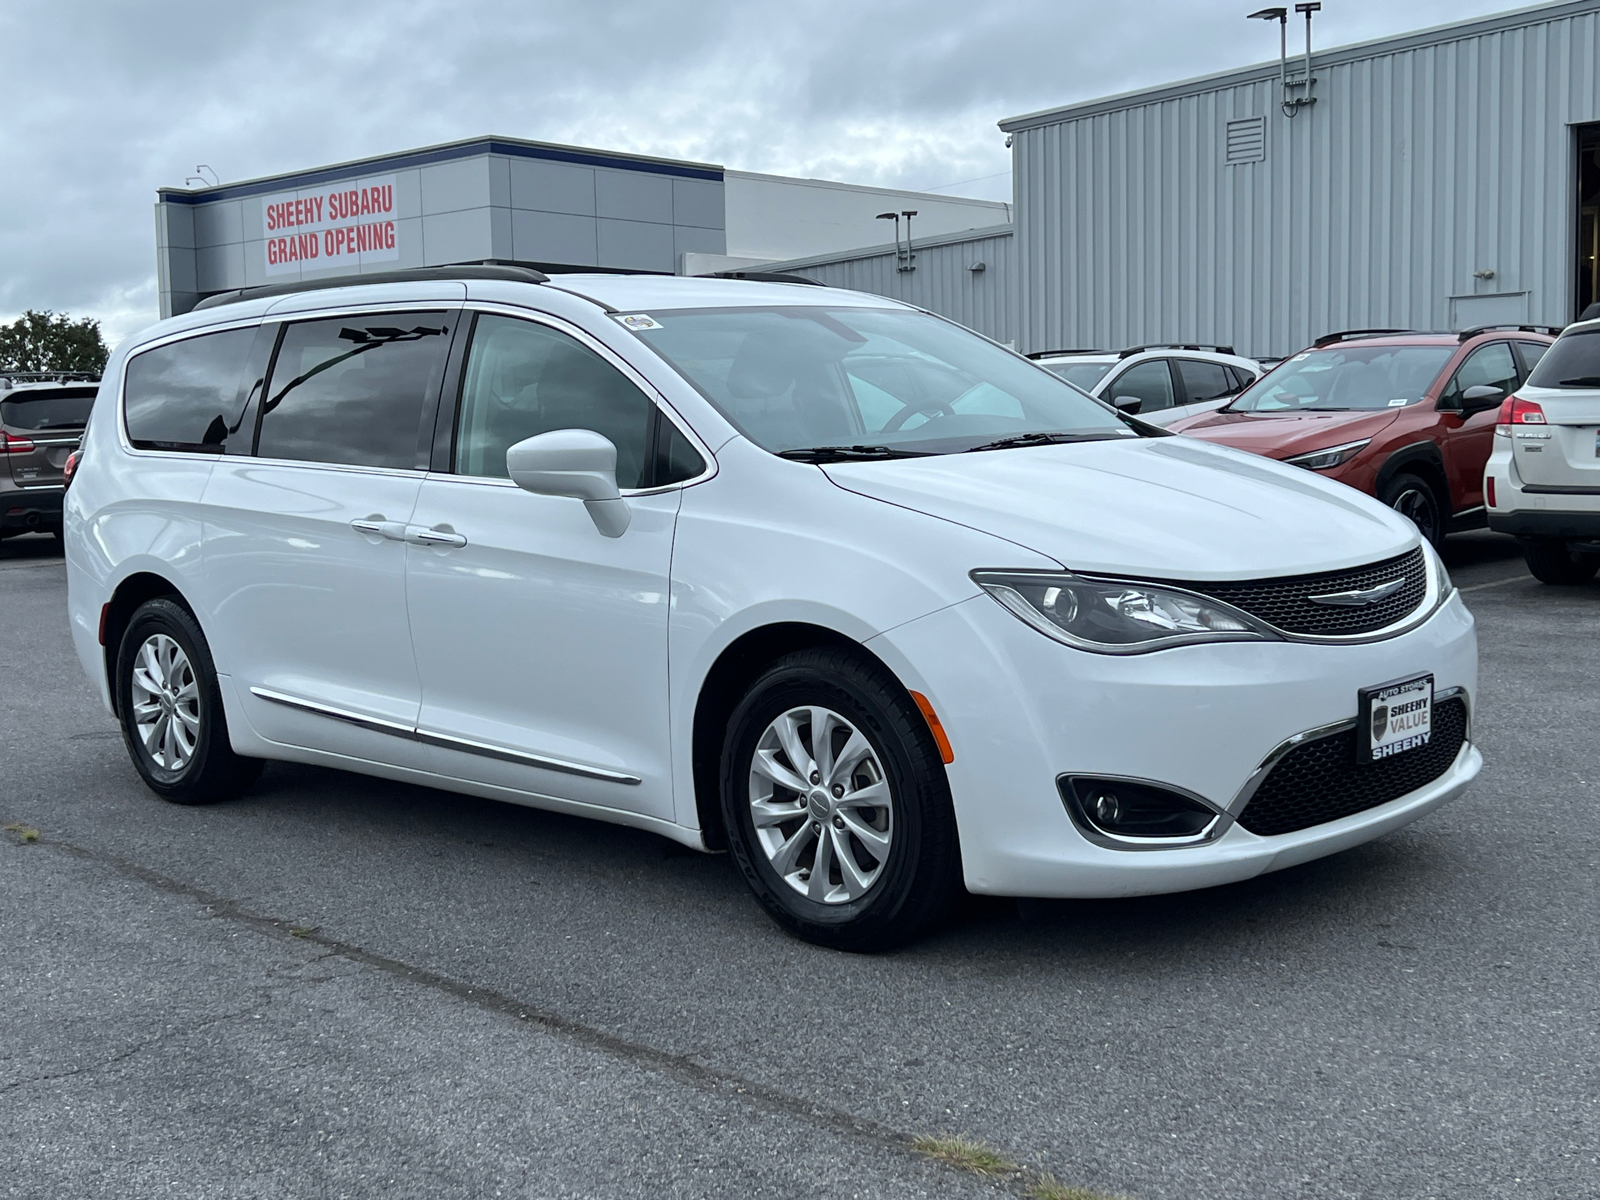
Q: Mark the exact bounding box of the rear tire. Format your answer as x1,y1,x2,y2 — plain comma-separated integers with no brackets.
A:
1380,472,1445,548
1520,537,1600,585
719,648,961,952
116,598,261,805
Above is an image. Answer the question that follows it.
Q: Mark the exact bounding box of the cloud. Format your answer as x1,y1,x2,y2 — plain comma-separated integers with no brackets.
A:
0,0,1517,343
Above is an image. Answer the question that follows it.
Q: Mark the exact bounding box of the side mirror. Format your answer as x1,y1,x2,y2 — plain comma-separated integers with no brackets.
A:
1111,395,1144,415
1459,384,1505,414
506,428,631,538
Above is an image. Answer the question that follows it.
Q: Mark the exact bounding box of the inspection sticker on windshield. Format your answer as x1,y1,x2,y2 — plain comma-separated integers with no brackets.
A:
1357,674,1432,764
613,313,662,332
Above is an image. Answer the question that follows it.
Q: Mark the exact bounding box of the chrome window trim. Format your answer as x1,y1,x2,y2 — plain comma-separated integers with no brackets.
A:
117,302,462,464
447,301,719,492
116,314,271,460
249,686,640,785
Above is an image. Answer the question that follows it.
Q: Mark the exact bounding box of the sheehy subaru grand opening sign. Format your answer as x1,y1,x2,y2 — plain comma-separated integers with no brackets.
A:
262,175,398,276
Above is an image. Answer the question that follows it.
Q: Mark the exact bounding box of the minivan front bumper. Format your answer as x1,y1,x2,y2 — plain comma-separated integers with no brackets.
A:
868,586,1478,898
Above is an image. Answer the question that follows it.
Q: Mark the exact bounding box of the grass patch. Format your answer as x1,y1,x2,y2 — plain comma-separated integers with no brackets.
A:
2,823,40,843
911,1133,1017,1176
1028,1174,1129,1200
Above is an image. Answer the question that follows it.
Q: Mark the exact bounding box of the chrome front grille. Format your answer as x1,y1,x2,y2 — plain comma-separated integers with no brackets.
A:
1174,547,1428,636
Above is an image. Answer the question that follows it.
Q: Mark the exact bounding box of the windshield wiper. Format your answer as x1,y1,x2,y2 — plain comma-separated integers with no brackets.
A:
777,444,931,464
1557,376,1600,386
963,431,1121,453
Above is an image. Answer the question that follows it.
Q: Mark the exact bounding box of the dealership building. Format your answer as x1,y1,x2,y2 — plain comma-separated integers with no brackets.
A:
764,0,1600,357
153,138,1005,319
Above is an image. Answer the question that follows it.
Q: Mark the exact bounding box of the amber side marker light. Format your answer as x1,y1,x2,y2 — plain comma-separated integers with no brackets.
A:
909,691,955,764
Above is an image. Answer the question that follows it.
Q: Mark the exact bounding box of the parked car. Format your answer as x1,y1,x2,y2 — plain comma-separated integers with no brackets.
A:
1484,316,1600,582
1029,344,1262,427
1168,327,1559,546
1,373,98,541
66,268,1478,950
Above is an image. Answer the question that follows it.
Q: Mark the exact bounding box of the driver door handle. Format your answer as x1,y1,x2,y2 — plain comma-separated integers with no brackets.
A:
406,524,467,548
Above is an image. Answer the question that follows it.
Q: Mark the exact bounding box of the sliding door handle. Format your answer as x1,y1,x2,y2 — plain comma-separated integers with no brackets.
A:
407,524,467,548
351,518,410,541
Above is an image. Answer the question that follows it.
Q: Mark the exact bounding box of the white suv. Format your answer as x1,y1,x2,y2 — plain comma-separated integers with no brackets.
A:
66,268,1478,949
1485,318,1600,583
1029,345,1262,426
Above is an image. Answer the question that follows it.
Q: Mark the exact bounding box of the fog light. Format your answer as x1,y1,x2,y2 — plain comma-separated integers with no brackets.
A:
1060,776,1220,843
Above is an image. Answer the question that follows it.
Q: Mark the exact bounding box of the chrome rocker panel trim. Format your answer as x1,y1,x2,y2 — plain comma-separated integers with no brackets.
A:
249,686,641,785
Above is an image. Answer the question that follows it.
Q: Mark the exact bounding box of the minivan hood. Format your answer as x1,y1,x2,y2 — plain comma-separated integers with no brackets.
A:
822,437,1415,579
1167,407,1401,456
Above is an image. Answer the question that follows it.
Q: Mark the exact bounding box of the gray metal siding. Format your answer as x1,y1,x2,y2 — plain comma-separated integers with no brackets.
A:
762,227,1018,344
1011,2,1600,358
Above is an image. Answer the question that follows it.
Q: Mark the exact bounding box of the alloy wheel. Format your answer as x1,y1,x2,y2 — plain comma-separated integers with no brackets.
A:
1390,484,1438,541
747,705,893,904
130,633,201,772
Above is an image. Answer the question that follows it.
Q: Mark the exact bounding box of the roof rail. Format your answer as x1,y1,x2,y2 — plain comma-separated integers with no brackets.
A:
1024,349,1107,359
0,370,100,386
708,270,827,286
191,264,550,312
1456,323,1563,341
1311,328,1417,347
1117,342,1236,358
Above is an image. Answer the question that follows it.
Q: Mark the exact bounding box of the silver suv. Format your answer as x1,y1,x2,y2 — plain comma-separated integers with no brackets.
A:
1,373,98,542
1028,345,1261,427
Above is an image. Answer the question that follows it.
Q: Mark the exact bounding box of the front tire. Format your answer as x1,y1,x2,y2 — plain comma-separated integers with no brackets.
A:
719,648,961,951
1380,472,1445,547
116,598,261,805
1520,537,1600,585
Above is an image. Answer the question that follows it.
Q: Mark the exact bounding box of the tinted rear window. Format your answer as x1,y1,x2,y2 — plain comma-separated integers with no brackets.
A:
256,314,451,469
1,388,96,431
125,328,257,451
1527,329,1600,389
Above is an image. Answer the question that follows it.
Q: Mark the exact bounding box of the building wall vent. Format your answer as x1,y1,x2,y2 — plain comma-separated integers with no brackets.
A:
1225,116,1267,165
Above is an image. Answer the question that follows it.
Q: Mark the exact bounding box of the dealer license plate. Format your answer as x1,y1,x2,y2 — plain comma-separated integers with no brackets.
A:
1357,674,1433,765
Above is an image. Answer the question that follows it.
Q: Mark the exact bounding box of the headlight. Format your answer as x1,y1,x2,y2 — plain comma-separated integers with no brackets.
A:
1283,438,1370,470
972,571,1278,653
1420,536,1454,601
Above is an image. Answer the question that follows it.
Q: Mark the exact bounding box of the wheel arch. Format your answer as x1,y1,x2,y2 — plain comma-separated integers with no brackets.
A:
102,572,196,716
690,621,907,852
1374,442,1450,512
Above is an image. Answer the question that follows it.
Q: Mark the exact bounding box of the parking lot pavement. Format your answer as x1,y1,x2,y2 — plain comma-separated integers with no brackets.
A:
2,529,1596,1200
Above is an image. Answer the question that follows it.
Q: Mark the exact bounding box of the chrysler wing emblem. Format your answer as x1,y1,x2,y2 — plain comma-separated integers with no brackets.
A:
1307,578,1406,607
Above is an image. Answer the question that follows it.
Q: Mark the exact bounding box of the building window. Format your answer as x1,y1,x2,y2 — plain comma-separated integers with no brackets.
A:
1226,117,1267,165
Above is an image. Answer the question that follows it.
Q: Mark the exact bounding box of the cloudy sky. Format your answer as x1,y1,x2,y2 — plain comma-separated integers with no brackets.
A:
1,0,1518,344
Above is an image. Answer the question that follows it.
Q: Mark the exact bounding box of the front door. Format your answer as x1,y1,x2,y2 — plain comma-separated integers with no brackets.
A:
202,309,456,765
1437,341,1518,511
405,311,697,820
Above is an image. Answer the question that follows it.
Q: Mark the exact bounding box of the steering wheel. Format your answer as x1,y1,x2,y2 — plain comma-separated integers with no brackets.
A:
881,398,958,432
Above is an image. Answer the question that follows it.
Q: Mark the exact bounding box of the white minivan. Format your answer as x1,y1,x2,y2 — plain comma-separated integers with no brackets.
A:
65,267,1479,949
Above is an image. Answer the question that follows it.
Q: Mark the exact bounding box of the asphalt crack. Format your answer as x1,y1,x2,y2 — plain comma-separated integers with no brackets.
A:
3,826,1020,1195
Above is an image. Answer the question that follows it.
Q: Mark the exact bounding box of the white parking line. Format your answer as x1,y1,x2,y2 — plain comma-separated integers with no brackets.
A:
1458,573,1528,593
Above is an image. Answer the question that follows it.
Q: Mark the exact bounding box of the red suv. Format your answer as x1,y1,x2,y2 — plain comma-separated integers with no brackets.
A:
1167,326,1558,545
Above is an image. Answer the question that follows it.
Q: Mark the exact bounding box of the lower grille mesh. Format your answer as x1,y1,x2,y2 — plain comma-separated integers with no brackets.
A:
1236,697,1468,837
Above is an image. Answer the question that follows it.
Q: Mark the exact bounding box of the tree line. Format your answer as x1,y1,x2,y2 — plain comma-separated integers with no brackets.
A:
0,310,110,375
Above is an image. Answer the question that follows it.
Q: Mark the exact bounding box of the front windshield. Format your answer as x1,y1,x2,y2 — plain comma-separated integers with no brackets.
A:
1042,360,1114,389
1227,345,1454,412
624,306,1139,455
